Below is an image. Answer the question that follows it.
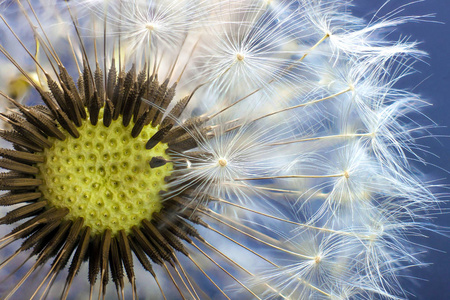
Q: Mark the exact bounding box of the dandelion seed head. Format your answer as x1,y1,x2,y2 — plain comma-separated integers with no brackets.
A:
0,0,445,299
36,109,172,236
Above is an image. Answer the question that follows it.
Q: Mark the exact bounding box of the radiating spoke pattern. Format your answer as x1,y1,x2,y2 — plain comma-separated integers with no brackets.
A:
0,1,443,299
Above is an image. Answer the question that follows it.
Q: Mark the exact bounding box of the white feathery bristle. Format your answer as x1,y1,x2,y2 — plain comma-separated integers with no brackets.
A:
0,1,444,299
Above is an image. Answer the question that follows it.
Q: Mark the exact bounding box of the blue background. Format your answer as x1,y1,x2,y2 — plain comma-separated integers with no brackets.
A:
354,1,450,299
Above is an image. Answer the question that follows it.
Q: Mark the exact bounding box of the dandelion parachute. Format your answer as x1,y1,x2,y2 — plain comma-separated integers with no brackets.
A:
0,0,443,299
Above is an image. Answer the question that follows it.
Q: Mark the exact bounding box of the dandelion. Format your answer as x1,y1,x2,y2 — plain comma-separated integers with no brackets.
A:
0,0,444,299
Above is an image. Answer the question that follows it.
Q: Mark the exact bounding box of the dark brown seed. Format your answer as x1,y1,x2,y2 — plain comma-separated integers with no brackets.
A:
100,229,112,298
141,224,172,262
65,218,85,247
83,61,93,104
2,112,26,124
162,115,209,143
144,76,161,122
128,237,156,276
133,77,151,122
148,78,169,125
0,148,44,163
53,68,83,125
101,262,110,299
0,201,47,225
0,177,43,190
89,235,102,286
0,114,52,148
77,76,86,106
6,118,53,149
88,91,101,126
55,109,80,138
0,171,29,180
0,191,41,206
149,156,167,168
137,65,147,88
117,230,135,284
168,126,215,152
52,218,84,277
174,217,203,240
112,72,125,120
31,105,53,117
59,65,86,120
31,232,56,258
95,63,105,104
160,94,190,128
157,225,189,256
122,87,138,127
109,238,124,295
146,125,173,150
20,219,62,251
106,59,117,100
131,226,163,265
11,104,62,140
142,219,173,255
103,98,114,127
168,136,198,152
46,74,67,111
0,158,39,174
36,220,71,264
38,91,61,117
26,107,66,140
64,227,91,298
153,82,177,126
131,109,150,138
0,130,43,152
152,214,191,244
121,65,136,113
101,229,112,278
61,84,82,126
7,208,69,241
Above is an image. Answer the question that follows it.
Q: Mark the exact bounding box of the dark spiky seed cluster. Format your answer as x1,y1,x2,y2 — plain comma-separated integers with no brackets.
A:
0,60,213,299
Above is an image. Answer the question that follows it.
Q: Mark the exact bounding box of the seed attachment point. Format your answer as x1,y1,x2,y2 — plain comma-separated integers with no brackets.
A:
145,23,155,31
314,255,321,264
218,158,227,167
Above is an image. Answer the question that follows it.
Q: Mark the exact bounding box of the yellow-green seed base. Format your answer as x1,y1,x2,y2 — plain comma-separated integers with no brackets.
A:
36,109,172,236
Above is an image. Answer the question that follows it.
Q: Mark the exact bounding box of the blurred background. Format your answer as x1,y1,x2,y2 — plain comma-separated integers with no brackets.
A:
354,1,450,299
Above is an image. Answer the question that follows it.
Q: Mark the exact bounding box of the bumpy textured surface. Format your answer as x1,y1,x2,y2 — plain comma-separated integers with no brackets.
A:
36,110,172,236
